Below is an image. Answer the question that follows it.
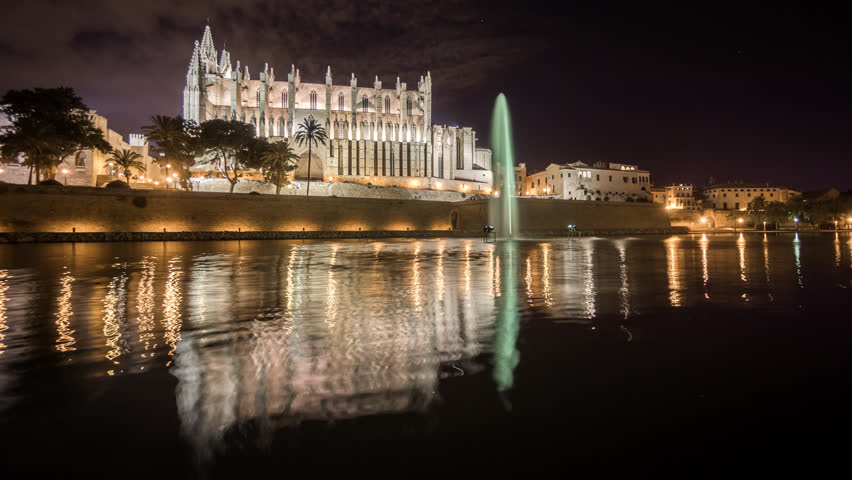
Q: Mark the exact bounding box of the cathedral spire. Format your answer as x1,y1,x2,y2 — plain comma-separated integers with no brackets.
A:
186,41,201,79
199,25,217,73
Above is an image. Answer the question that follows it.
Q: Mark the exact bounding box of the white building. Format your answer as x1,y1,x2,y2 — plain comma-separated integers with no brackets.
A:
183,26,493,194
514,161,652,202
0,111,162,187
705,183,800,210
652,184,700,210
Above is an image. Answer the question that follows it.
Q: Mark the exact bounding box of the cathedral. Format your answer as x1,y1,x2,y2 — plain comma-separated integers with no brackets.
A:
183,26,493,192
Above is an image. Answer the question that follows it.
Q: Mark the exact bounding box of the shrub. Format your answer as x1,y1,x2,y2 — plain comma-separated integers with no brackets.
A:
38,179,63,186
625,197,635,202
249,191,261,195
105,180,130,188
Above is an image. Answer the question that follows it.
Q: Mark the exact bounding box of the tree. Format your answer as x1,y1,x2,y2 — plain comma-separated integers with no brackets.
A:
294,115,328,196
196,119,255,193
786,196,809,224
746,194,767,230
0,87,110,181
259,141,298,194
142,115,200,190
106,149,146,184
765,201,788,230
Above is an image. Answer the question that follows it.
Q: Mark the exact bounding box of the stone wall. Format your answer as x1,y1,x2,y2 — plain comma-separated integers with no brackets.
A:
0,184,456,234
452,198,671,235
0,184,673,239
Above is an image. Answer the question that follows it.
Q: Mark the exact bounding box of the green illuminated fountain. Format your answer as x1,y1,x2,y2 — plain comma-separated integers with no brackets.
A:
489,94,521,401
489,93,520,238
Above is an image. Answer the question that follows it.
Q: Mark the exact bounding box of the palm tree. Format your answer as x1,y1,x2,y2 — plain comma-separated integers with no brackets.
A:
259,141,298,195
106,149,146,184
294,115,328,196
142,115,198,190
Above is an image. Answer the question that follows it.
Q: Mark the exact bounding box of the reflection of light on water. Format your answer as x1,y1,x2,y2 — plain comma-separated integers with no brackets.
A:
494,241,520,394
793,233,803,288
163,257,183,359
665,237,681,307
286,247,297,311
615,240,630,319
525,255,532,304
0,270,9,356
136,258,156,358
103,265,129,364
763,238,772,291
542,243,552,308
494,253,501,298
326,244,339,325
464,241,472,300
835,233,841,268
412,242,423,311
54,268,76,352
584,240,596,317
700,234,710,299
737,234,748,301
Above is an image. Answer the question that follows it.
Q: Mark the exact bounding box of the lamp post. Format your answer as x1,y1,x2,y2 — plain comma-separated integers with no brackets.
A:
736,217,743,233
763,220,766,232
835,220,839,232
61,168,69,185
165,164,171,190
700,217,707,231
794,218,799,231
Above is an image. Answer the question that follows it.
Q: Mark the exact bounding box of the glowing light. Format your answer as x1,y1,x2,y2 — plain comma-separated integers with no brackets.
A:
494,190,500,197
700,217,707,223
738,218,744,223
61,168,69,174
436,182,442,189
0,269,8,356
172,173,178,178
166,177,173,183
154,181,159,185
328,176,334,181
166,164,171,168
55,269,76,352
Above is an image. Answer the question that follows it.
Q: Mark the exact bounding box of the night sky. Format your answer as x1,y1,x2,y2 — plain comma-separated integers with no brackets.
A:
1,1,850,191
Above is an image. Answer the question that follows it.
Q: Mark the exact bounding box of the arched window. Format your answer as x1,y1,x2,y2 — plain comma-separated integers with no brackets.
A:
310,90,318,110
406,98,412,116
282,91,287,108
338,93,345,111
256,90,261,107
384,96,390,113
74,152,85,167
456,136,463,169
361,94,368,112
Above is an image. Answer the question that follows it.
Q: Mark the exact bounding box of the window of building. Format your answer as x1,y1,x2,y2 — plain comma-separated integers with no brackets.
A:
456,137,463,169
282,91,287,108
596,174,600,181
735,202,740,209
567,173,571,177
310,90,318,110
256,90,261,106
623,176,628,183
361,94,368,112
632,177,637,183
384,96,390,113
723,202,728,209
338,93,345,110
406,98,412,116
609,175,612,181
735,193,739,197
74,152,85,167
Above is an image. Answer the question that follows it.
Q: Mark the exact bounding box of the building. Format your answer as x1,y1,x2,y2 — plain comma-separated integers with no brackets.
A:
705,183,800,210
183,26,493,193
513,161,652,202
0,111,162,187
651,184,700,210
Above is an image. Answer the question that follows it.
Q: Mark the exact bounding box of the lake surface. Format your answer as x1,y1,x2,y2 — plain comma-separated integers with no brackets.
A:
1,233,851,475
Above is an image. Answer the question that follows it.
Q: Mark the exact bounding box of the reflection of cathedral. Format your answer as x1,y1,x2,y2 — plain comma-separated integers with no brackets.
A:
183,26,493,192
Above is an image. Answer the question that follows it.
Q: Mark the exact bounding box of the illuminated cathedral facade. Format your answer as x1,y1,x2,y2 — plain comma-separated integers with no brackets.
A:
183,26,493,192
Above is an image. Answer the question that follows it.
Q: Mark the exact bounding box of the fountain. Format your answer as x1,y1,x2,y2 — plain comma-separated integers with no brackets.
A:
489,94,520,238
489,94,521,401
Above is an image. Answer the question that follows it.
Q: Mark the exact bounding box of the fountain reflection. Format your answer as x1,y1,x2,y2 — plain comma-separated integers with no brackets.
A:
54,268,76,352
835,233,841,268
493,241,520,394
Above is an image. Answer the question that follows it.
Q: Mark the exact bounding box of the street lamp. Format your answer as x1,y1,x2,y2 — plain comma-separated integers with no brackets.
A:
736,217,743,233
61,168,69,185
763,220,766,232
794,218,799,231
835,220,839,231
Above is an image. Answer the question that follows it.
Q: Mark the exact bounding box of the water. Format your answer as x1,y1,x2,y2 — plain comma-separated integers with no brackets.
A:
489,93,519,237
1,233,851,475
